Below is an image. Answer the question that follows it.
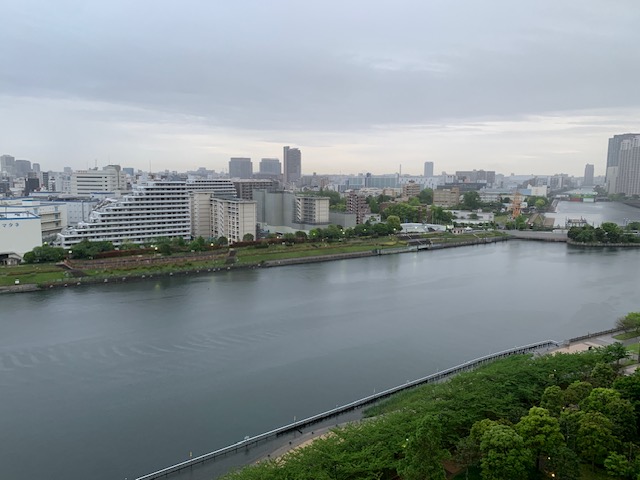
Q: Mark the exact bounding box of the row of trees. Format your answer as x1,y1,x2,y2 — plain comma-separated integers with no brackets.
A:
222,331,640,480
308,217,402,240
568,222,640,244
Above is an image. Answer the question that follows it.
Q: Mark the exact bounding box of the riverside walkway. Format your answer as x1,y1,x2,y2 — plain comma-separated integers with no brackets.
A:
135,340,559,480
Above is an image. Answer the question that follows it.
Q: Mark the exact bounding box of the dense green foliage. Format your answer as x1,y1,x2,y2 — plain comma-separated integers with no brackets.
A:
430,206,455,224
22,244,66,263
222,344,640,480
568,222,640,244
68,240,114,259
381,202,423,223
309,219,401,240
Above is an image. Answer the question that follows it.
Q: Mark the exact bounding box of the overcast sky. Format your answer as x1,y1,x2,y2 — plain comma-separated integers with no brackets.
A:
1,0,639,176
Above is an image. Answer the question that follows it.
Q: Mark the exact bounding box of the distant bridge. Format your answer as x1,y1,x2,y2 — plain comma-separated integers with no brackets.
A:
136,340,559,480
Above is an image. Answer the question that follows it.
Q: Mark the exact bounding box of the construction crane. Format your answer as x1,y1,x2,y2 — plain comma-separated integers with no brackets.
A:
511,191,522,219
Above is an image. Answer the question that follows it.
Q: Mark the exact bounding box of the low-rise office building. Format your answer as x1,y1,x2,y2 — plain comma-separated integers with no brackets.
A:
0,210,41,263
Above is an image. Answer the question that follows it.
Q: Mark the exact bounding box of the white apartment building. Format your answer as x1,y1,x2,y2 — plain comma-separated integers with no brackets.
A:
191,192,214,239
212,197,256,243
190,192,256,242
71,165,127,195
56,181,191,248
185,178,237,197
294,195,329,224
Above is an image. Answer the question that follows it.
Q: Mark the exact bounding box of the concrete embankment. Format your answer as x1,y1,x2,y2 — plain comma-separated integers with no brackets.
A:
567,239,640,248
0,283,39,294
506,231,568,242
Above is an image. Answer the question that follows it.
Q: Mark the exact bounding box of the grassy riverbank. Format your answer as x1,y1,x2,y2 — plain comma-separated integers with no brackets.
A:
0,231,508,289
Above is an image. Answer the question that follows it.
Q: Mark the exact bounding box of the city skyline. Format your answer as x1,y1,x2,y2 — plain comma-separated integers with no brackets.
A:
1,1,639,176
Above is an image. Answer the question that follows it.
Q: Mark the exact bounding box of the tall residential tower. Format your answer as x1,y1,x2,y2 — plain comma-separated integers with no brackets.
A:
283,146,301,185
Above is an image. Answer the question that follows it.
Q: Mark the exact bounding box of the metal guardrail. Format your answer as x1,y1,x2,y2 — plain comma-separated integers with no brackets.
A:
568,327,624,344
135,339,559,480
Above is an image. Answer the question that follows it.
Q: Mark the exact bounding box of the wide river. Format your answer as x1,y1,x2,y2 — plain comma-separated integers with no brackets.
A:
1,203,639,480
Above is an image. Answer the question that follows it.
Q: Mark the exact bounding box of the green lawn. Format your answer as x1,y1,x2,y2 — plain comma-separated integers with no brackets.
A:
0,264,67,286
613,331,638,341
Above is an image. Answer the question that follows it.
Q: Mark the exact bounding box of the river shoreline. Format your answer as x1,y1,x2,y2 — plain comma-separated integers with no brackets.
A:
0,235,510,294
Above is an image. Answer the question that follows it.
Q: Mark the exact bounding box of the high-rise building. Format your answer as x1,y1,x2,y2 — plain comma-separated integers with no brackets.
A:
346,191,369,224
606,133,640,190
259,158,281,175
228,158,253,178
424,162,434,177
15,159,31,176
0,155,15,175
615,136,640,196
583,164,594,186
607,134,640,170
283,146,301,185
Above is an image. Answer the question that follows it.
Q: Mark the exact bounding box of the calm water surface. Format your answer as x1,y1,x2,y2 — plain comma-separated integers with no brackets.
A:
1,232,639,479
552,200,640,226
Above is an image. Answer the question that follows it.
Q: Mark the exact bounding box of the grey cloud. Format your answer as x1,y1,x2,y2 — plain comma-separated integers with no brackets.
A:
1,1,639,151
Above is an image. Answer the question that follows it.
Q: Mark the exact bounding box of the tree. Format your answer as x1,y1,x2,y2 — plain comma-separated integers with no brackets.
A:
576,411,619,468
22,244,66,263
294,231,308,239
455,436,481,480
386,215,402,232
431,206,454,224
564,381,593,407
516,407,564,471
462,191,482,210
616,312,640,337
600,222,623,243
479,424,532,480
367,195,380,213
69,240,114,259
600,342,629,366
626,221,640,231
217,236,228,246
604,452,632,478
589,363,617,388
581,388,637,441
541,385,564,417
382,202,420,223
242,233,254,242
418,188,433,205
398,415,449,480
534,198,547,209
158,242,173,255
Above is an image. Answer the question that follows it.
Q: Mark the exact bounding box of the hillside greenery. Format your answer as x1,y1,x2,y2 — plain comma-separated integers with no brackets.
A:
222,343,640,480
